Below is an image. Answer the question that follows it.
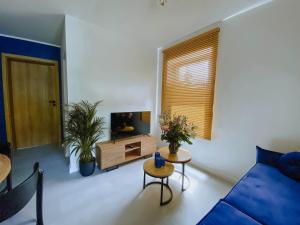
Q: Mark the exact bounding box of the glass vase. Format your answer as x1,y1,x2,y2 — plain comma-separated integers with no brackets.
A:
168,142,181,154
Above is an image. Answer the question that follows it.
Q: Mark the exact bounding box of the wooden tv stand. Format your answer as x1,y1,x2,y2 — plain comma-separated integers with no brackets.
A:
96,135,157,170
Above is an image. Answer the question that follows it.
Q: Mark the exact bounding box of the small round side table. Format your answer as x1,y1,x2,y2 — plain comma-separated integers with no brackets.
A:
159,147,192,191
0,154,11,183
143,159,174,206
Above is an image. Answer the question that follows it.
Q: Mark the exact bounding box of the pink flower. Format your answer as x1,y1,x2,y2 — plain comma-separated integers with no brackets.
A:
176,116,181,125
161,125,170,132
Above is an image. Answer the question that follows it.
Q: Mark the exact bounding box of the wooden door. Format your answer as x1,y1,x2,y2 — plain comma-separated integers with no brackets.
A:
2,54,61,149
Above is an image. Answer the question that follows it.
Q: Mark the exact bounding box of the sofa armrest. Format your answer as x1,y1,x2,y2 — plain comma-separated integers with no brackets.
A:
256,146,283,168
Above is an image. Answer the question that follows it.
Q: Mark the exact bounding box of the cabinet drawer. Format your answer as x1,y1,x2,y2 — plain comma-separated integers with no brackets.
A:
100,145,124,169
141,137,156,155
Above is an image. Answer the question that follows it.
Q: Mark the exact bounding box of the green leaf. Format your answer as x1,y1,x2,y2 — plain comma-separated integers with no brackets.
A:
64,100,106,162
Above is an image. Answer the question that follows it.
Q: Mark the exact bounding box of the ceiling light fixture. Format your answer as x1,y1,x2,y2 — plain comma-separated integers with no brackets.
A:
160,0,167,6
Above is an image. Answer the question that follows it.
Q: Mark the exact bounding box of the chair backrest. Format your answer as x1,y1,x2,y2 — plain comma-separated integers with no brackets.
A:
0,162,44,225
0,142,12,191
0,143,12,158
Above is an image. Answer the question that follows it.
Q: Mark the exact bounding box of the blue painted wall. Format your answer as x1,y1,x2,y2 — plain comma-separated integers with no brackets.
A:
0,35,61,142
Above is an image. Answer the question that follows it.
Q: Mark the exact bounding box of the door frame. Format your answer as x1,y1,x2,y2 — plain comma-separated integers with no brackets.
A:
1,53,61,149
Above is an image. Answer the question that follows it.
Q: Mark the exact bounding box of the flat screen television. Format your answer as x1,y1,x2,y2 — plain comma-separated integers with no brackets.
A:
111,111,151,140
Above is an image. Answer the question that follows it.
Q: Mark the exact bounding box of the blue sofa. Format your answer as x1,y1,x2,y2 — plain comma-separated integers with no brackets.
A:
197,147,300,225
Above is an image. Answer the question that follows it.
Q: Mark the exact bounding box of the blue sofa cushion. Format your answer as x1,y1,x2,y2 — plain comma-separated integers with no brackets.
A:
279,152,300,181
224,163,300,225
256,146,283,167
196,201,261,225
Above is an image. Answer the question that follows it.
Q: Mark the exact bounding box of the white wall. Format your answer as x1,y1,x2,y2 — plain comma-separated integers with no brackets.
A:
64,15,158,172
64,0,300,178
183,0,300,182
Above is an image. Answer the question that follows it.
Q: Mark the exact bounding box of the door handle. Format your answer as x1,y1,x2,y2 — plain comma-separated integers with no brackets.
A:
49,100,56,106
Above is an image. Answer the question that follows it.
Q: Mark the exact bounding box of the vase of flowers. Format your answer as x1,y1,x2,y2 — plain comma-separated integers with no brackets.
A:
159,111,197,154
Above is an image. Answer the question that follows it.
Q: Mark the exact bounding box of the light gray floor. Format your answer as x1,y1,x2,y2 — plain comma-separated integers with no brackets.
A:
2,145,232,225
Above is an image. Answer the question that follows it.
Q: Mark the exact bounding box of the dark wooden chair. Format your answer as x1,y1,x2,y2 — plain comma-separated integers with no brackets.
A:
0,162,44,225
0,142,12,192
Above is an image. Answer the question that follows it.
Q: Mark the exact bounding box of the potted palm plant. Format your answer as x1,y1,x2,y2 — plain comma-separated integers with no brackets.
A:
64,101,105,176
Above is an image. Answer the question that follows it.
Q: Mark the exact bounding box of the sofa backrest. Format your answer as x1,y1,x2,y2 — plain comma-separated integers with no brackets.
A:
256,146,283,168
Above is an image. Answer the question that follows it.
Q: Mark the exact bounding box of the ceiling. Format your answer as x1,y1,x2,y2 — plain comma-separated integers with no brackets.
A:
0,0,270,46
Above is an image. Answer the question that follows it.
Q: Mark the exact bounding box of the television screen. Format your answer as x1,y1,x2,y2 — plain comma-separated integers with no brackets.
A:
111,111,151,140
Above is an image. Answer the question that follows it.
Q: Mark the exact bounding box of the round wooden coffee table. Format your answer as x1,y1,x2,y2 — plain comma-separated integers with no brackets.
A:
143,159,174,206
159,147,192,191
0,154,11,183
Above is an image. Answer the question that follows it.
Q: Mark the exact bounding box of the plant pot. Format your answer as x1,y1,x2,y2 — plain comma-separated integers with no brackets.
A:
168,142,181,154
79,157,95,177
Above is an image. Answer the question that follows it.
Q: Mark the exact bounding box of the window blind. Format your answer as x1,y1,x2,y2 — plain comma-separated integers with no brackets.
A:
162,28,220,140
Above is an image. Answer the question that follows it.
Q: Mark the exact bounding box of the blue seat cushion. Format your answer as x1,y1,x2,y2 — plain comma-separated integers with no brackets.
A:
224,163,300,225
196,201,261,225
279,152,300,181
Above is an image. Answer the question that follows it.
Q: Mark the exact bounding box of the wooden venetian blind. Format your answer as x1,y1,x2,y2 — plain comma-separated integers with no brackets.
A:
162,28,220,140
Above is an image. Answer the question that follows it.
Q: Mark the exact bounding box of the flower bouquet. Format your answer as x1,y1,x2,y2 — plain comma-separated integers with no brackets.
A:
159,111,197,154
